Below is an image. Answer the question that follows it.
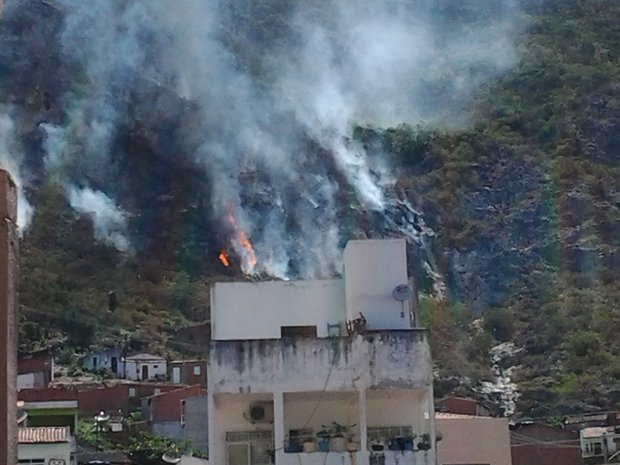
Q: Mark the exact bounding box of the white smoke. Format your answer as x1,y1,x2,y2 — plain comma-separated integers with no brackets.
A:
0,110,34,231
50,0,526,278
66,185,130,252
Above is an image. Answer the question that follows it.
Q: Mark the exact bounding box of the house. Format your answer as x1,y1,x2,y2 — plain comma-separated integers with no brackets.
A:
510,421,580,465
18,426,73,465
579,426,620,464
124,354,167,381
169,359,208,386
18,389,79,433
141,384,209,455
18,350,54,390
83,346,124,377
207,238,436,465
436,413,512,465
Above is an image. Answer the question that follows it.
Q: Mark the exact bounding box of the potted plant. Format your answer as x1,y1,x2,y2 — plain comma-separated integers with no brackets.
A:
329,422,354,452
402,434,416,451
370,439,385,452
417,433,431,451
316,428,331,452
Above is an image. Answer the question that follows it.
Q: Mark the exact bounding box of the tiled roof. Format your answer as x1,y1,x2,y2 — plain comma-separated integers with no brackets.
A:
18,426,70,444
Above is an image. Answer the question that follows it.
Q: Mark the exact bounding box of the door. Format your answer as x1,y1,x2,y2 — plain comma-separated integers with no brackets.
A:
111,357,118,374
141,364,149,380
172,366,181,384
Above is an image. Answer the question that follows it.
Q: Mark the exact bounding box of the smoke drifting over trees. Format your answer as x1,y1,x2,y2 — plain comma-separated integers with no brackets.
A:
1,0,526,278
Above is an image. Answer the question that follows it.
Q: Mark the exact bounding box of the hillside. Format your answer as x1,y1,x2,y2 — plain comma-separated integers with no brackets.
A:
0,0,619,418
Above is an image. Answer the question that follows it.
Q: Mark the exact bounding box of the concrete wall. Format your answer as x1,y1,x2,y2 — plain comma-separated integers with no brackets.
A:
0,171,18,465
437,415,512,465
209,331,431,393
211,279,345,340
185,396,209,454
17,442,71,465
211,240,415,341
210,393,273,465
343,239,410,330
366,390,426,432
153,421,184,440
283,391,359,436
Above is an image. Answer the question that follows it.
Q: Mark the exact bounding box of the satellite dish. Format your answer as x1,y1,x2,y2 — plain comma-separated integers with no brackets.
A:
392,284,413,302
162,451,182,464
94,411,110,423
16,410,27,424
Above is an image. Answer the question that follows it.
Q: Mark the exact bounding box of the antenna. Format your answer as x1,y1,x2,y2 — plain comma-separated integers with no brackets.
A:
392,284,413,318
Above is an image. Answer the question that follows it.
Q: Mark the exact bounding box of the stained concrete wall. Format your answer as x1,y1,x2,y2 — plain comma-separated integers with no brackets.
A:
343,239,411,330
209,330,431,394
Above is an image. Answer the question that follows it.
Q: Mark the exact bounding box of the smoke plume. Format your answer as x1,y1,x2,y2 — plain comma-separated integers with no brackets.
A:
5,0,526,281
0,109,34,231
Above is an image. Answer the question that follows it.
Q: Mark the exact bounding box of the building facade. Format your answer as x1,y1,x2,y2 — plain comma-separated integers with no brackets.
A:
124,354,167,381
18,350,54,390
17,426,73,465
208,239,436,465
83,347,124,377
169,359,208,386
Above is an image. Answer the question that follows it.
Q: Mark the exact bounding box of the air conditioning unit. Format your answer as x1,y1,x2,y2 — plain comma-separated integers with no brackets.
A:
244,401,274,424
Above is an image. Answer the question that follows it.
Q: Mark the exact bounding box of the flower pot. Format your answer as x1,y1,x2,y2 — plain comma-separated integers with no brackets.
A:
303,441,316,453
403,438,414,451
318,438,330,452
330,436,347,452
388,438,400,451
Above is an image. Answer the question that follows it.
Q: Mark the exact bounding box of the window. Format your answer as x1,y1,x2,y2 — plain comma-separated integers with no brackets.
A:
18,460,45,464
129,387,136,397
281,326,317,338
153,365,159,369
193,365,201,375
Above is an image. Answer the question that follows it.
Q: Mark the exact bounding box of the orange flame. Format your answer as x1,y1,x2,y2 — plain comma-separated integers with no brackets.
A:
225,212,258,272
218,250,230,267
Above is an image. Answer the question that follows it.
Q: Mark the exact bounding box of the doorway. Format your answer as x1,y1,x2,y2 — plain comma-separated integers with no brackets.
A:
141,364,149,380
111,357,118,374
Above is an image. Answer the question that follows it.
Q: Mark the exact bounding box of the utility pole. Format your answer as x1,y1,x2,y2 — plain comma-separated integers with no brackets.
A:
0,170,18,465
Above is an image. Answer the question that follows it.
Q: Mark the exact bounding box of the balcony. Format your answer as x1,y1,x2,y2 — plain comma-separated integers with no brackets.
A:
209,329,431,394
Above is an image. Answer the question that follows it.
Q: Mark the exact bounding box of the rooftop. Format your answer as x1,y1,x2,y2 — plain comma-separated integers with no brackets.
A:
18,426,70,444
125,353,166,361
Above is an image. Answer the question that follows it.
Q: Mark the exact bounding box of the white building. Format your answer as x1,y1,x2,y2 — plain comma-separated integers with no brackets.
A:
124,354,167,381
18,426,73,465
83,346,124,377
208,239,436,465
